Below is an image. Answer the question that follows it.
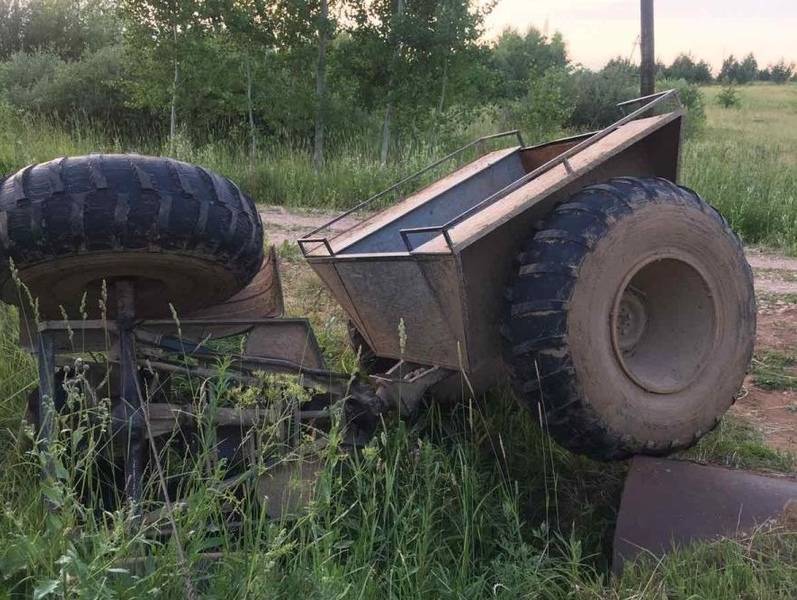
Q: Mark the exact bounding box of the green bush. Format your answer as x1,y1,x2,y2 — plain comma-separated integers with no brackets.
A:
769,60,795,84
567,62,637,129
500,67,573,143
717,85,741,109
0,50,63,111
657,78,706,137
0,47,130,123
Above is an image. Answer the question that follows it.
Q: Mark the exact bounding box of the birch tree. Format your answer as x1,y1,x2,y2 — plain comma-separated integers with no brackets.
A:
205,0,278,163
313,0,330,170
119,0,204,150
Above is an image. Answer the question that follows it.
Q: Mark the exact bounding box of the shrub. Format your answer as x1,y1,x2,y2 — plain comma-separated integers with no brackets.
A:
501,67,574,143
769,60,795,84
657,78,706,138
664,54,713,84
717,85,741,109
567,63,637,130
0,50,63,111
0,47,129,122
719,53,758,85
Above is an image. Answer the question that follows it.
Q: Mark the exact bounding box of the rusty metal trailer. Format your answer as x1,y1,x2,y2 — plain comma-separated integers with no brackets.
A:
298,89,756,460
0,90,757,517
300,91,686,392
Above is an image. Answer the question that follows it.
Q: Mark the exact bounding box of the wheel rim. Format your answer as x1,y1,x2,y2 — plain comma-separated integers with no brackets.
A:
611,255,718,394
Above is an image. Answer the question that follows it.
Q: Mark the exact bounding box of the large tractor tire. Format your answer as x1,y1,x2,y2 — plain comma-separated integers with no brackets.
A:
504,177,755,460
0,155,263,318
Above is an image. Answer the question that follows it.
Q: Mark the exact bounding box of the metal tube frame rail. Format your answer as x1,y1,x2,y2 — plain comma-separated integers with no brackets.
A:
297,129,525,257
397,89,682,253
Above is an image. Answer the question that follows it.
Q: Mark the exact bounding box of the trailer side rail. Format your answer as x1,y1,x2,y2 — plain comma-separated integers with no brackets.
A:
297,130,524,256
299,90,681,257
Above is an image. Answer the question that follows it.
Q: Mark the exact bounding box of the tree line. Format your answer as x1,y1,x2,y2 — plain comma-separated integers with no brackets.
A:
0,1,793,165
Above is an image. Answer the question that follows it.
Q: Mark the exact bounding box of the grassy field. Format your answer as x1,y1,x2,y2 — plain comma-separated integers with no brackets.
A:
1,294,795,599
683,83,797,253
1,85,797,598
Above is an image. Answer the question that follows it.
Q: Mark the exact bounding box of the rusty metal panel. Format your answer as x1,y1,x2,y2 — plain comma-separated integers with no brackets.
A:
326,147,521,255
319,255,466,369
308,260,372,346
613,457,797,572
187,246,283,321
519,132,592,173
341,150,525,254
244,320,326,369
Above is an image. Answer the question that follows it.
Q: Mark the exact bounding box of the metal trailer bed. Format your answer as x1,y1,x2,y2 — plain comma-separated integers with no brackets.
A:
299,90,685,391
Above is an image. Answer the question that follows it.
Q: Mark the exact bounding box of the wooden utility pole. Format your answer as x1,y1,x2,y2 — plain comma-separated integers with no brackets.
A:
640,0,655,96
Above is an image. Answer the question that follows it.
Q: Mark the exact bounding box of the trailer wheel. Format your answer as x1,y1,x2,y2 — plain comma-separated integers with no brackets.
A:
0,155,263,318
504,177,755,459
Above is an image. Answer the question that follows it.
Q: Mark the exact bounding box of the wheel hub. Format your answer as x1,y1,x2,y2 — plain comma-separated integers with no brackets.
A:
616,288,647,351
611,255,717,395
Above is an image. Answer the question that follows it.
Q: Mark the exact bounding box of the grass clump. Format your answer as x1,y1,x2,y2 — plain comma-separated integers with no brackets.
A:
678,415,794,473
754,350,797,391
617,529,797,599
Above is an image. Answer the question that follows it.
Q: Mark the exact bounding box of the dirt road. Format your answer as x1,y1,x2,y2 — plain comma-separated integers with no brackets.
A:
735,248,797,455
261,206,797,456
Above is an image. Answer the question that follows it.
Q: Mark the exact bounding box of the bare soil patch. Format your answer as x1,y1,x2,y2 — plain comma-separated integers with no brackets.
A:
746,247,797,297
260,207,797,458
261,205,363,248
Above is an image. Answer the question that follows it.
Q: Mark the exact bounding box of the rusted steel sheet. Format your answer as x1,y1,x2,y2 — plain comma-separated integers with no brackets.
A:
328,146,522,255
311,254,466,369
187,246,284,320
613,457,797,572
243,319,326,370
158,246,285,340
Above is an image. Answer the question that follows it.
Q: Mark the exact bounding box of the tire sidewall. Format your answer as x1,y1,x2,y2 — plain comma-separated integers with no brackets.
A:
567,200,755,446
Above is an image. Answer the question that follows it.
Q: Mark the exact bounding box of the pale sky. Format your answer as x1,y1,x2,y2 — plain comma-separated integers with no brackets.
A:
485,0,797,72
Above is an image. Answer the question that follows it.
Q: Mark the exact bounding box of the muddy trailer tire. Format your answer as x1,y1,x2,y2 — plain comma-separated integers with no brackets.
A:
0,155,263,318
504,177,755,459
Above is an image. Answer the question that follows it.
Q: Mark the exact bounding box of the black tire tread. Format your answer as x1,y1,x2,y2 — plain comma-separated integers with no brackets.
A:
0,154,263,290
504,177,752,460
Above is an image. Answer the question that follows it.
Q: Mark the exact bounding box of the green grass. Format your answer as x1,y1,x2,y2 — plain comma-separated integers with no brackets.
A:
758,291,797,306
678,414,794,472
1,294,795,598
753,350,797,391
615,529,797,599
683,83,797,254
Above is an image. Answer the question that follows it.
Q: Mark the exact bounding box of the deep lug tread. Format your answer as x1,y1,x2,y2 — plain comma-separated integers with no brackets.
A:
503,176,750,460
0,154,264,299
